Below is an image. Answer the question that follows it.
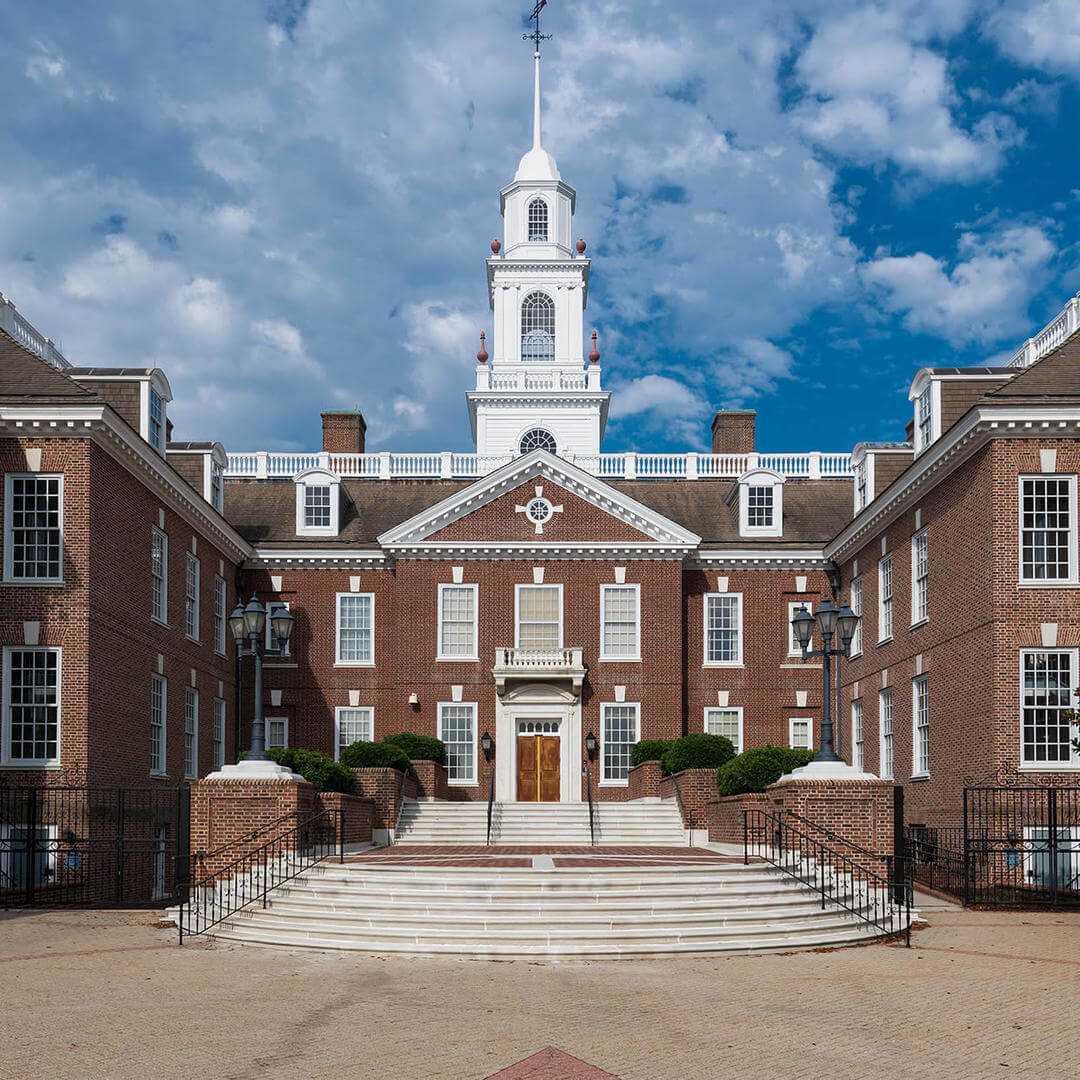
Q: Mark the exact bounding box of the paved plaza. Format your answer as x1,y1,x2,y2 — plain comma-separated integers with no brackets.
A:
1,897,1078,1080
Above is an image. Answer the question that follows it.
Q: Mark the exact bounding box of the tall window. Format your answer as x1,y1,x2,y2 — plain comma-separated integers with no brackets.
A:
788,601,813,656
527,197,548,241
1021,650,1078,765
516,585,562,650
600,585,640,660
878,554,893,642
185,553,200,641
335,707,373,761
912,676,930,777
438,702,476,783
519,428,557,455
151,529,168,623
3,648,60,765
150,675,167,775
266,718,288,749
214,577,227,655
789,718,812,751
267,600,291,657
704,593,742,665
879,688,894,780
705,707,742,753
184,688,198,780
521,292,555,362
849,578,863,656
915,386,932,452
210,464,224,512
851,699,864,771
212,698,226,771
336,593,374,664
5,474,62,582
438,584,478,660
854,460,868,511
149,388,164,450
1020,476,1077,583
602,703,639,783
911,530,929,625
747,486,774,528
304,485,332,529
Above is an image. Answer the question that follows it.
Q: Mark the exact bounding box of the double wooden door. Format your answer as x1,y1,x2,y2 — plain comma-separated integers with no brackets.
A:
516,734,560,802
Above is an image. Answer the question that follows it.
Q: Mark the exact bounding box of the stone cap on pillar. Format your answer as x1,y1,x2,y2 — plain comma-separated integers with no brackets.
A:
205,758,304,781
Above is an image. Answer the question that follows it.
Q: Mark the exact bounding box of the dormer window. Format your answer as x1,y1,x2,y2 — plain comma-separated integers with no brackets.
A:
294,468,340,536
304,485,331,528
521,292,555,362
527,198,548,241
210,463,224,512
737,468,784,538
746,486,774,528
915,386,932,453
148,388,165,452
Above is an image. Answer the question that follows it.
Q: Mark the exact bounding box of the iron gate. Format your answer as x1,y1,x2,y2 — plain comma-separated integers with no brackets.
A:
0,786,188,907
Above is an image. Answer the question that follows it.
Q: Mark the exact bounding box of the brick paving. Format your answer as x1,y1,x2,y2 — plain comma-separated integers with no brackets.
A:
0,904,1077,1079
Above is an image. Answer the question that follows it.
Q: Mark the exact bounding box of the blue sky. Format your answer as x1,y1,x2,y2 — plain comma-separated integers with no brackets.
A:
2,0,1079,455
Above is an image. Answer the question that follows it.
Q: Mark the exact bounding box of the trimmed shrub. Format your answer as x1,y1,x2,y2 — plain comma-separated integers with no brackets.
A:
630,739,671,768
716,745,815,796
659,733,736,776
339,741,411,772
382,732,447,765
258,747,355,794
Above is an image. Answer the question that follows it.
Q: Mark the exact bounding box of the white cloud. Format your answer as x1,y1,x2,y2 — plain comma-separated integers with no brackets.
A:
213,205,256,234
986,1,1080,75
714,339,797,402
170,277,232,339
62,236,164,301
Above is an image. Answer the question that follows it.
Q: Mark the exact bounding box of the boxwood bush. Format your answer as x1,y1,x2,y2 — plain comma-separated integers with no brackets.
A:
338,741,411,772
630,739,671,768
659,733,736,776
382,732,447,765
716,745,815,796
261,747,355,794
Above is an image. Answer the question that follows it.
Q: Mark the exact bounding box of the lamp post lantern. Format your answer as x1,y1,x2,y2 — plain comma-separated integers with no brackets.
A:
230,596,294,763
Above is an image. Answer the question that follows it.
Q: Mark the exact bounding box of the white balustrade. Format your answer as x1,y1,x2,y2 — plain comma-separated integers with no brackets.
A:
1008,291,1080,368
0,292,70,369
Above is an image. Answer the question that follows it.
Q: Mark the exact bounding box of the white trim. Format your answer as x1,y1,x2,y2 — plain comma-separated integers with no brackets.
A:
212,697,226,772
788,601,813,656
184,551,200,643
514,582,564,650
294,467,341,537
184,687,199,780
704,705,743,753
213,576,228,656
788,717,812,752
737,468,784,539
334,706,374,761
600,701,639,785
703,592,743,667
599,583,641,662
3,473,64,584
265,716,289,750
1019,648,1080,768
265,599,291,657
151,526,168,626
438,701,478,786
851,698,864,771
878,686,894,781
150,673,168,777
911,675,930,778
335,592,374,666
1018,474,1079,586
848,577,863,658
910,528,929,627
877,553,893,643
437,583,479,661
1,646,61,767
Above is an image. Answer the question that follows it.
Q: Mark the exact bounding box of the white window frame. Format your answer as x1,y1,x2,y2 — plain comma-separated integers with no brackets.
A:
335,592,374,666
0,823,58,889
2,646,62,768
334,706,374,761
911,529,929,626
294,468,340,537
704,706,743,753
914,385,933,454
599,583,641,662
514,583,564,650
703,592,743,667
737,469,784,539
878,553,893,643
265,716,289,750
789,717,813,752
437,583,479,661
1018,475,1079,585
210,463,224,513
212,697,226,772
214,577,227,656
879,687,894,781
151,527,168,625
1019,648,1080,770
849,577,863,657
853,457,870,513
851,699,864,771
150,674,167,776
184,688,198,780
438,701,478,786
3,473,64,584
266,600,291,658
912,675,930,778
184,552,200,642
600,702,640,786
1022,825,1080,888
148,386,166,452
788,601,813,656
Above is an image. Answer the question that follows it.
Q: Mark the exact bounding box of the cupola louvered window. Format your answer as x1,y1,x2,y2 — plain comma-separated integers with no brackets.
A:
521,292,555,362
527,198,548,241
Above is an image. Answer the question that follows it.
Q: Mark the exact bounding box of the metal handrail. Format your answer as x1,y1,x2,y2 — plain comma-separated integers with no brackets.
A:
668,770,693,847
583,761,596,847
192,809,302,877
178,809,342,943
486,767,496,846
388,765,414,846
779,808,880,861
744,808,911,946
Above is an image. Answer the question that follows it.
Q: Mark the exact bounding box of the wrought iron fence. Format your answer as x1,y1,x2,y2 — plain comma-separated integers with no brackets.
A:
903,824,965,900
0,786,188,907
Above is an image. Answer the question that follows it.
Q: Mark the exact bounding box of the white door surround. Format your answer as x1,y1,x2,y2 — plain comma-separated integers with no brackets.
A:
496,683,580,802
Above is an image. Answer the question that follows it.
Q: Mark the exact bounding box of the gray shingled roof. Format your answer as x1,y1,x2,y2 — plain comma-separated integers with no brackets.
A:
983,334,1080,402
0,331,99,402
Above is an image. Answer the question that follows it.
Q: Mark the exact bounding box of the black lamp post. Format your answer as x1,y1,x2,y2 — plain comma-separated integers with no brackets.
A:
790,597,859,764
584,732,598,758
230,595,294,762
480,731,494,760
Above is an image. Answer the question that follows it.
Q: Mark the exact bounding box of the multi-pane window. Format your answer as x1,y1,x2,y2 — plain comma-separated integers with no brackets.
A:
266,600,291,657
789,718,812,751
1020,477,1076,582
3,648,60,764
851,699,864,771
704,593,742,665
214,577,227,655
438,703,476,783
1021,650,1077,765
265,718,288,750
184,688,198,780
910,529,929,625
336,593,374,664
849,578,863,656
185,553,200,640
879,688,894,780
212,698,226,771
521,291,555,362
335,707,373,761
150,675,167,775
304,485,332,529
878,554,893,642
519,428,557,455
705,707,742,753
527,197,548,241
210,465,224,512
438,585,477,660
747,486,774,528
149,388,164,450
788,601,812,656
600,585,640,660
912,676,930,777
602,703,639,782
516,585,561,650
915,386,932,452
854,460,868,511
151,529,168,623
5,475,62,582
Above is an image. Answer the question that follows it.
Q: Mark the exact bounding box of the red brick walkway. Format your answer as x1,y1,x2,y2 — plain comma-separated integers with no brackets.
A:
484,1047,621,1079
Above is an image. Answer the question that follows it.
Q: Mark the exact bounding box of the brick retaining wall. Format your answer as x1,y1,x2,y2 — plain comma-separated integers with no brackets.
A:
658,769,717,828
409,760,449,800
315,791,375,846
706,792,769,845
627,761,664,800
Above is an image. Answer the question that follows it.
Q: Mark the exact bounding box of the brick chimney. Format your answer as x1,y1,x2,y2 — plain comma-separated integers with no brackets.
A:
711,409,755,454
321,411,367,454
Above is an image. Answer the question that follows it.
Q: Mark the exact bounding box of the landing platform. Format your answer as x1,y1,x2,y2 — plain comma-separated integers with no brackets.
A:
347,846,749,868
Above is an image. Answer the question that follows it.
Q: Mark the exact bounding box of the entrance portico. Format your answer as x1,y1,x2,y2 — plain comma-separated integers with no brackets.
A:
495,683,582,803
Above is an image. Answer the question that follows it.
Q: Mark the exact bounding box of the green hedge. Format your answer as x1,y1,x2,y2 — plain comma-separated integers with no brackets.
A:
630,739,671,768
659,733,736,776
339,741,411,772
382,732,447,765
262,747,355,794
716,745,815,796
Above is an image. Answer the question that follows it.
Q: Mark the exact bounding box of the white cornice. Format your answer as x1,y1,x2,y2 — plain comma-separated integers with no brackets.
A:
247,549,388,569
385,542,692,560
690,549,831,570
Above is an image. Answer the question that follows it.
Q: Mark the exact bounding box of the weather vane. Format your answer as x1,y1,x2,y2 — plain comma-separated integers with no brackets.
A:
523,0,552,53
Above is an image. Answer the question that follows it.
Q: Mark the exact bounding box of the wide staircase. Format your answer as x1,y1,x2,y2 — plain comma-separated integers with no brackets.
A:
394,798,689,846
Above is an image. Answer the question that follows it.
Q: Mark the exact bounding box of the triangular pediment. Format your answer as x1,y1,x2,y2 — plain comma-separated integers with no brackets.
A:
377,450,701,553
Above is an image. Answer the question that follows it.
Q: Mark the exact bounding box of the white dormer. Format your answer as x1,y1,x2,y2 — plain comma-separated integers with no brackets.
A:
294,467,341,536
908,371,939,456
737,468,784,538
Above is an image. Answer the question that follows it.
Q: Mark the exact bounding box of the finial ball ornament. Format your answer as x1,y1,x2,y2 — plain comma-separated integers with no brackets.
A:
476,331,489,364
588,330,600,364
576,238,587,254
491,239,502,255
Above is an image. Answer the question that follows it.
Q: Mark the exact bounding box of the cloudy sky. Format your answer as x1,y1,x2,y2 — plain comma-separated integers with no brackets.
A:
2,0,1079,454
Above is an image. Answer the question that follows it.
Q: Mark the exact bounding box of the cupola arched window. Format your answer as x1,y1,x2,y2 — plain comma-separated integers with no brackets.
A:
521,292,555,362
519,428,557,455
527,198,548,241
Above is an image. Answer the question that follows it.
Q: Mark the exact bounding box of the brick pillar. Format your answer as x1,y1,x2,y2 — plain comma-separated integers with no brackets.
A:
321,410,367,454
711,409,755,454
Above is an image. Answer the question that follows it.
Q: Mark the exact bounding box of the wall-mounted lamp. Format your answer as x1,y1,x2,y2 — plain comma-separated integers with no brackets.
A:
480,731,494,760
408,693,419,708
584,731,598,758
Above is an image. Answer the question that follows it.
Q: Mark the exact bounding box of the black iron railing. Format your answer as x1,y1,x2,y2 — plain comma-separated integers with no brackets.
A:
486,768,496,846
583,761,596,846
744,808,911,946
178,809,342,942
904,825,965,900
190,809,301,885
669,770,693,847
